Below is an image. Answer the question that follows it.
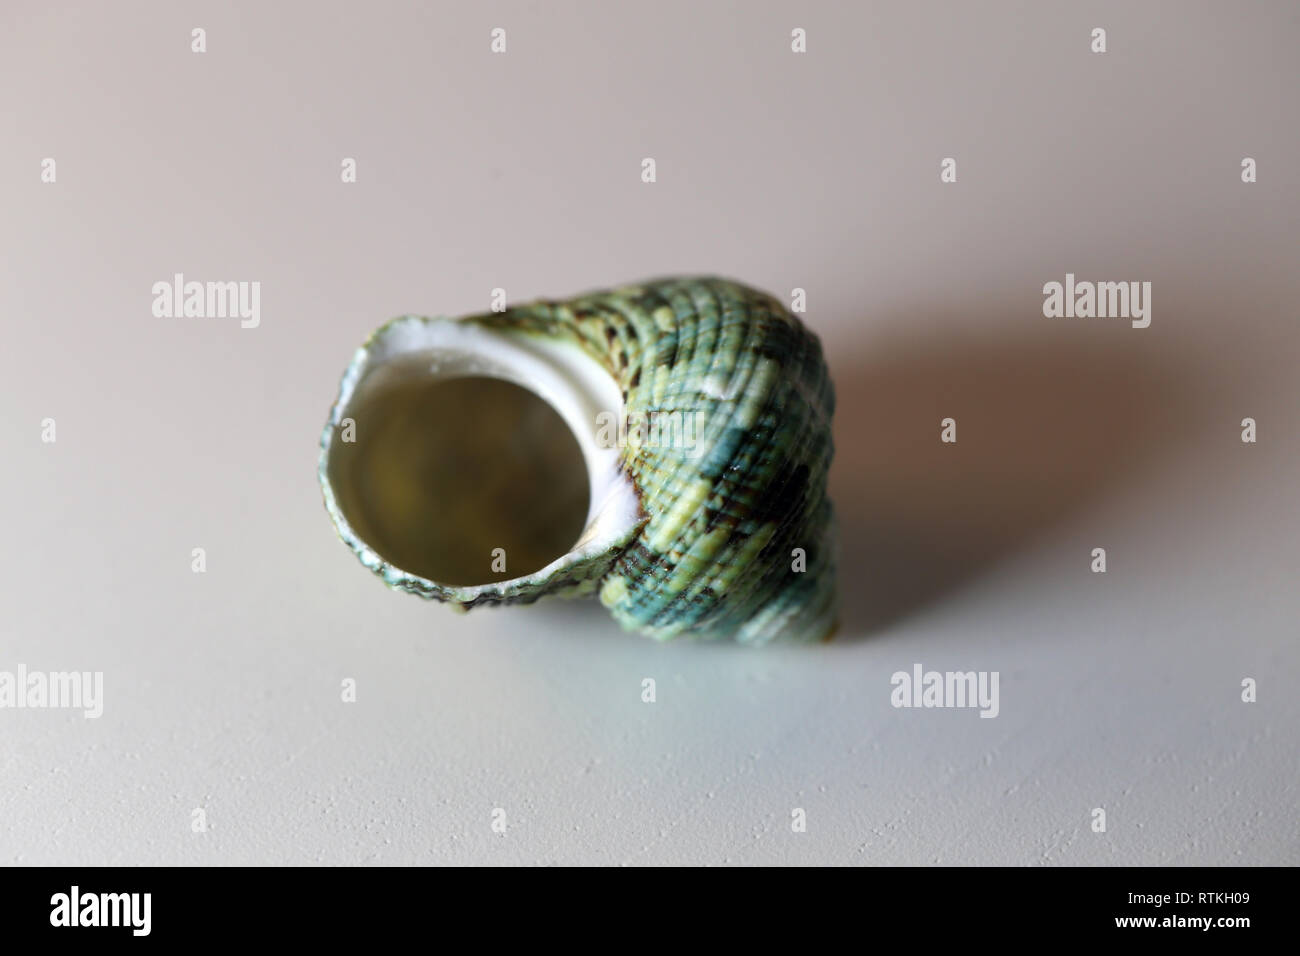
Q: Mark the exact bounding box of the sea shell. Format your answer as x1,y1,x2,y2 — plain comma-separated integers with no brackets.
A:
318,277,837,644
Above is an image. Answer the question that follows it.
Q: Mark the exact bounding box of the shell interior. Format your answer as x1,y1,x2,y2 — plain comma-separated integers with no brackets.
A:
319,318,643,604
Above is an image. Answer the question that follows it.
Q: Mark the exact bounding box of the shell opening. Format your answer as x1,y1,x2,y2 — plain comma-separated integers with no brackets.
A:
320,317,642,597
327,370,590,586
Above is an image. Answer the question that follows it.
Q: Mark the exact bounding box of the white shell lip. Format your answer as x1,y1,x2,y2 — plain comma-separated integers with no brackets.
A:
318,315,643,604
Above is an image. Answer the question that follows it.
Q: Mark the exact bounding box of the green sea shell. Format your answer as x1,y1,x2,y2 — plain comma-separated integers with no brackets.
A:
318,277,837,644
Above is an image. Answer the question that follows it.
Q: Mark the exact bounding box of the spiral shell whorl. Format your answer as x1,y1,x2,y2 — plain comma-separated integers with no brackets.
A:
471,277,837,643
